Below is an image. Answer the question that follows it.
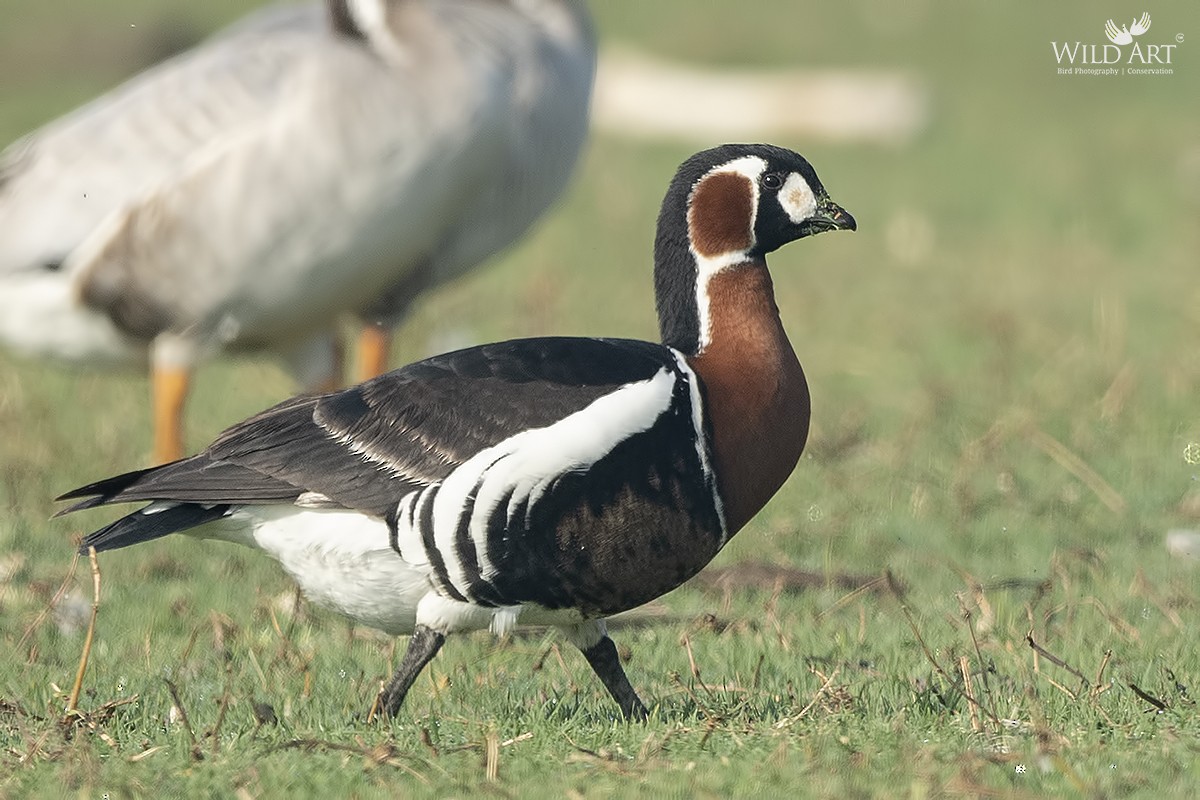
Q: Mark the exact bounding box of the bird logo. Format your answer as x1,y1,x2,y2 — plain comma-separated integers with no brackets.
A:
1105,13,1151,45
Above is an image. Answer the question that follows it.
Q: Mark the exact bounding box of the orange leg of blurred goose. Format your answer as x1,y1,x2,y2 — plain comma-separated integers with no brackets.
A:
284,330,345,394
313,342,345,393
152,364,190,464
357,323,393,382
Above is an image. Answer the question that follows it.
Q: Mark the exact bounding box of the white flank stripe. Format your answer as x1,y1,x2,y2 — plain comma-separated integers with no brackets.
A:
392,490,426,566
427,450,502,596
671,349,727,541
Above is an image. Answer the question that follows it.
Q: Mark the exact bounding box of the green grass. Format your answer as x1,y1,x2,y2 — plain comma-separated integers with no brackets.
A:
3,1,1199,797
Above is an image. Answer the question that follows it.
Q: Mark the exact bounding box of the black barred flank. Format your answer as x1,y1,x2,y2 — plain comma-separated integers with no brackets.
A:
361,353,726,616
453,476,487,604
475,381,722,615
385,506,401,556
419,485,466,602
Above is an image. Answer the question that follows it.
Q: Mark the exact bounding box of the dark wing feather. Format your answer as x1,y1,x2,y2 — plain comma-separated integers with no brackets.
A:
55,453,300,514
81,503,231,553
56,465,159,512
315,337,674,473
222,337,676,516
58,337,677,520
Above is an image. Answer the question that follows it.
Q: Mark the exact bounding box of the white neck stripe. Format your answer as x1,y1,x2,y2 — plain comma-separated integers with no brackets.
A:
687,156,766,352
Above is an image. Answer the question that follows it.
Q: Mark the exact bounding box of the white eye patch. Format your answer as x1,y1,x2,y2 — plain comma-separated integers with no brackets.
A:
777,172,818,223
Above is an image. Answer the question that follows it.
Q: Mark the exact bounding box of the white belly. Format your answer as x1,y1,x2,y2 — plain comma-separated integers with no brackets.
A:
218,506,431,635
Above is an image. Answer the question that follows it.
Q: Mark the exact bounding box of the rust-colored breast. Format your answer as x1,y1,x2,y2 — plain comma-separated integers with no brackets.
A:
687,262,810,533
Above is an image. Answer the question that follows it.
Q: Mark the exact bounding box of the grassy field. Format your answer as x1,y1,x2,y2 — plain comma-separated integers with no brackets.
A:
2,1,1199,796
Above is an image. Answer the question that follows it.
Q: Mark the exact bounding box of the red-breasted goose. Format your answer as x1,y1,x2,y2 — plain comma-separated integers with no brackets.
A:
57,144,855,720
0,0,594,463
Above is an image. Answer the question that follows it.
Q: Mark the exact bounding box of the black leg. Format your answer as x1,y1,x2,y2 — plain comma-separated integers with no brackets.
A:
378,624,445,717
578,635,649,721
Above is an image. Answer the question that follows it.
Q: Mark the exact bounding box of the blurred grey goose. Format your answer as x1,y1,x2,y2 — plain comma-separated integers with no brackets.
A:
0,0,595,463
58,144,856,720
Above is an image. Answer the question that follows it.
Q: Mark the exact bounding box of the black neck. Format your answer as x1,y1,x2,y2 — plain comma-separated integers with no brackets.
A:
653,177,702,355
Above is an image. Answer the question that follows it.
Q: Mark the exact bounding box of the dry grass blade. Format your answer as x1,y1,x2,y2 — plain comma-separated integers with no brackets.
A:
668,671,717,727
1029,428,1126,514
1083,597,1140,642
18,548,80,653
501,732,533,747
271,739,431,783
957,589,995,713
419,727,440,757
1130,570,1184,630
209,661,234,755
694,562,886,596
128,746,166,763
1091,650,1113,698
562,732,631,774
18,727,54,766
1025,633,1088,685
817,573,888,621
773,665,841,729
679,633,714,698
177,621,205,666
888,575,1003,727
268,586,305,670
960,657,981,733
165,679,204,762
1099,362,1135,421
484,730,500,782
1128,683,1168,712
366,684,384,724
64,547,100,718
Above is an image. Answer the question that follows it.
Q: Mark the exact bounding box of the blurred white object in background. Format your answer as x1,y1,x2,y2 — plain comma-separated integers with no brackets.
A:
593,48,929,145
1166,529,1200,561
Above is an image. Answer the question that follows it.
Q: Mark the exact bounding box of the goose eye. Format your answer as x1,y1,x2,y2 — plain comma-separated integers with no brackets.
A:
760,173,783,190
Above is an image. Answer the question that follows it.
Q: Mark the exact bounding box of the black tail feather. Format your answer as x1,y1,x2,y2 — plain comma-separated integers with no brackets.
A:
56,492,136,517
54,465,164,515
79,503,231,554
55,457,299,517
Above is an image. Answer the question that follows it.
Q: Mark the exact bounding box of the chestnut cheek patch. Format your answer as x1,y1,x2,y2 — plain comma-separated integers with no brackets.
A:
688,172,755,259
